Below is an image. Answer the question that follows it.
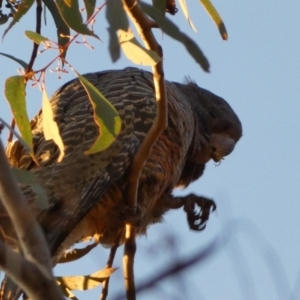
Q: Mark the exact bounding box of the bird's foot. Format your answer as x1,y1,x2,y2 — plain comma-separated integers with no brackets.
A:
117,204,144,228
182,194,216,231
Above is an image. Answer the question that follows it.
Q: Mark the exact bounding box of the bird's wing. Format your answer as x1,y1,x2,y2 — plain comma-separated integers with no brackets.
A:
6,68,157,256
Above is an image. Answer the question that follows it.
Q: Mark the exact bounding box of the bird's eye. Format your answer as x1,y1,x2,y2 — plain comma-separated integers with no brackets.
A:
209,111,217,118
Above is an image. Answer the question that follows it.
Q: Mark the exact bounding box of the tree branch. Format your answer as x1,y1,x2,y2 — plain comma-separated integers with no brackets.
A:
121,1,168,299
0,241,63,300
0,139,64,299
26,0,42,73
100,232,122,300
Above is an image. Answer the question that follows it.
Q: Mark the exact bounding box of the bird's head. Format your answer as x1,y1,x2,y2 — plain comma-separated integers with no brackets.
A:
196,86,242,163
176,81,242,164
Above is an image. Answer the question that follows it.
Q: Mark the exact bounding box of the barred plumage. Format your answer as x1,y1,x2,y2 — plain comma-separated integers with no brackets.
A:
2,66,242,260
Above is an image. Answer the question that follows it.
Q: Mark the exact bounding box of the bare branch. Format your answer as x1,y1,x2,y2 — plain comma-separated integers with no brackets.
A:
123,0,167,212
0,139,64,299
121,1,168,298
100,232,122,300
26,0,42,73
0,241,63,300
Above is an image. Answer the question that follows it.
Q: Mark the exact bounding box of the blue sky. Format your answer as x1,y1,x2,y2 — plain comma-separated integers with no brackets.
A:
0,0,300,299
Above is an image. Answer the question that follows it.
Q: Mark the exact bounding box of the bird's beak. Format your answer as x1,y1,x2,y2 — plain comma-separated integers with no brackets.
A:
210,133,236,162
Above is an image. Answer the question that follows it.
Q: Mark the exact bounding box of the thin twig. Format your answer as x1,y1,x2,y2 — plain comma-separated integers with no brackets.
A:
112,233,230,300
7,118,15,143
100,232,122,300
121,1,168,299
26,0,42,73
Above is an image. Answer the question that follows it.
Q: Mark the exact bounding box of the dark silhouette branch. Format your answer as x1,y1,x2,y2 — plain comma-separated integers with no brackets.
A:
26,0,42,73
100,232,122,300
0,138,64,300
0,241,63,300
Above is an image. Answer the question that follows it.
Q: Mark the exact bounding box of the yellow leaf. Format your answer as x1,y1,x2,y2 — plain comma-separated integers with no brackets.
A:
42,89,65,162
199,0,228,40
118,28,161,66
58,243,98,263
56,268,117,291
178,0,197,32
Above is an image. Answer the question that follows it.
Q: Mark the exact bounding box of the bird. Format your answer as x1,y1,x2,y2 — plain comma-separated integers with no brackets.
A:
0,67,242,298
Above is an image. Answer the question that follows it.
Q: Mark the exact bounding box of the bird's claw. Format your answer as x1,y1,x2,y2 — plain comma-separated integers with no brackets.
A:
183,194,216,231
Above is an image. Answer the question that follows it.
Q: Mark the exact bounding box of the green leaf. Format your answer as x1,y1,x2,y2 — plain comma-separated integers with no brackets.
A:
118,28,161,66
43,0,70,57
75,73,122,154
4,76,33,151
55,0,98,38
199,0,228,40
152,0,166,19
11,167,48,209
0,12,10,25
58,243,98,263
3,0,35,39
106,0,129,62
42,89,65,162
140,2,210,72
25,30,49,44
0,52,28,69
56,268,116,291
178,0,197,32
83,0,96,20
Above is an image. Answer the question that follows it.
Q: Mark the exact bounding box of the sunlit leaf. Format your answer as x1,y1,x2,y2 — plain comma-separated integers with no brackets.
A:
58,243,98,263
0,52,28,69
63,0,72,6
106,0,129,62
83,0,96,20
56,268,116,291
11,167,48,209
42,89,65,162
43,0,70,57
3,0,35,39
199,0,227,40
75,73,122,154
56,0,98,38
118,29,161,66
4,76,33,151
178,0,197,32
58,285,78,300
141,2,210,72
25,30,49,44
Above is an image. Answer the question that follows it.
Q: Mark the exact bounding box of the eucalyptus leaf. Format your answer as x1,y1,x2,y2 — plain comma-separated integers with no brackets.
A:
4,76,33,151
199,0,228,40
118,29,161,66
58,243,98,263
56,268,116,291
178,0,197,32
3,0,35,39
75,73,122,154
106,0,129,62
43,0,70,57
25,30,49,44
140,2,210,72
0,52,28,69
42,89,65,162
83,0,96,20
56,0,98,38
